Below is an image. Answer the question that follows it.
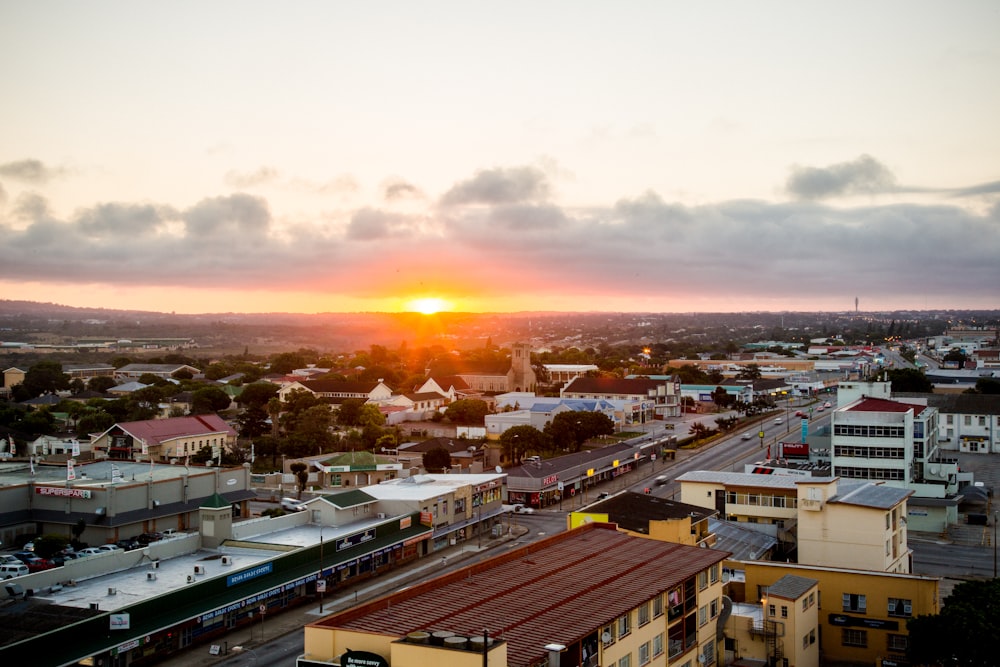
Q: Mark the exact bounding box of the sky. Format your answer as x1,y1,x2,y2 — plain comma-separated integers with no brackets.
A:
1,1,998,315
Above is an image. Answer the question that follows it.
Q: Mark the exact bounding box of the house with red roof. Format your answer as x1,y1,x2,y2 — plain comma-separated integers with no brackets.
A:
90,414,236,462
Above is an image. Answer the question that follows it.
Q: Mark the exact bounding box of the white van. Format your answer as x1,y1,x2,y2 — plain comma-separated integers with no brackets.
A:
0,563,29,579
281,497,307,512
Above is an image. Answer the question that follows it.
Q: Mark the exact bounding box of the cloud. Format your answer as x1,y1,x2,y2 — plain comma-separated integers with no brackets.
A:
786,155,897,200
0,159,67,184
0,182,6,207
0,163,997,309
383,179,424,202
224,167,281,188
951,180,1000,198
440,166,551,206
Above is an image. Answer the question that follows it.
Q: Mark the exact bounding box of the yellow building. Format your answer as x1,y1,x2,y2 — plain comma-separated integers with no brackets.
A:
729,560,940,667
725,573,821,667
301,522,730,667
568,491,717,547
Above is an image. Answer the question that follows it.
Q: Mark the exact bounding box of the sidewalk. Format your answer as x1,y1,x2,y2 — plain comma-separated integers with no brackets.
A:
158,525,529,667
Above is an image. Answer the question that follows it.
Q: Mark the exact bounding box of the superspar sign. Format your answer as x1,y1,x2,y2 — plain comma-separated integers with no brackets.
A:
35,486,93,499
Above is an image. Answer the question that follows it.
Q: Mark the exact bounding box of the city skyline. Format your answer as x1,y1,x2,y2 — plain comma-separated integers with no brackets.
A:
1,2,998,315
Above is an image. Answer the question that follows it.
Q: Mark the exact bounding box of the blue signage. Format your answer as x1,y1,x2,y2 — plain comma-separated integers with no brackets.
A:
226,562,273,587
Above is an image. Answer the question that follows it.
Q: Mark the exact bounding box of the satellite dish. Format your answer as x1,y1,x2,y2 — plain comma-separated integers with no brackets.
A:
698,655,707,664
495,465,502,474
601,631,612,644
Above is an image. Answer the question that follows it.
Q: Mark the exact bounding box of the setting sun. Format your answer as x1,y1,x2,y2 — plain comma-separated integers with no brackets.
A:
406,297,452,314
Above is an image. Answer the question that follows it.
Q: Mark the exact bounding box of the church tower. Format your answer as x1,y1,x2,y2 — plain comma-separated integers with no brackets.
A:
508,342,536,393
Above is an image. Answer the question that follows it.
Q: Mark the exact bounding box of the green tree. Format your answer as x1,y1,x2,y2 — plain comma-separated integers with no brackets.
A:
236,382,280,410
972,378,1000,395
336,398,366,427
18,409,56,436
499,425,548,464
444,399,490,425
737,364,762,381
290,461,309,499
422,446,452,473
236,405,270,440
357,403,386,428
191,386,232,414
88,376,117,393
886,368,933,393
907,578,1000,666
21,360,70,398
711,386,732,411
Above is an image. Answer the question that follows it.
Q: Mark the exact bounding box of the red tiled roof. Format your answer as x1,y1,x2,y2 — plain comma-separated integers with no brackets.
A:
114,414,235,445
563,376,667,395
319,523,728,667
848,397,926,415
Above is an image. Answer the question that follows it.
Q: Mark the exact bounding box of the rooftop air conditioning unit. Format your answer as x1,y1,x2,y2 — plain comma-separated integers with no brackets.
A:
221,556,232,565
147,572,157,581
107,587,117,596
186,574,195,583
152,560,160,569
377,513,387,519
194,565,205,574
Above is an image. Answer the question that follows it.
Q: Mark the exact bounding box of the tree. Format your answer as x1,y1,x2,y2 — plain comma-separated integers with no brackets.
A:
88,376,117,393
907,578,1000,666
236,405,270,440
711,386,732,411
357,403,386,428
886,368,933,393
336,398,366,427
190,386,232,414
499,425,548,464
290,461,309,499
737,364,762,381
422,447,452,473
20,361,70,398
972,377,1000,395
444,399,490,425
236,382,280,410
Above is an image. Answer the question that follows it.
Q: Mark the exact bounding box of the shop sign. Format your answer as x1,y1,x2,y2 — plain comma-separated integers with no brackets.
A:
342,650,389,667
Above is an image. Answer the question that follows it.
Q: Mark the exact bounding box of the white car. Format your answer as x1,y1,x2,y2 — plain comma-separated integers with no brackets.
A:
512,504,535,515
97,544,123,552
824,401,832,409
741,432,753,440
774,418,783,424
76,547,105,557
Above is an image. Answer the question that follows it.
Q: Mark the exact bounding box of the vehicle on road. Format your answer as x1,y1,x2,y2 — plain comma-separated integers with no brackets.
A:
742,432,753,440
596,492,610,500
774,418,783,424
824,401,832,409
281,497,307,512
511,504,535,514
655,475,670,485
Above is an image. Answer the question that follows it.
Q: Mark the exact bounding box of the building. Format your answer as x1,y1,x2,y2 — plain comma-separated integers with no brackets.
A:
114,363,201,380
729,559,940,667
724,573,820,667
484,397,620,438
449,341,537,394
543,363,599,385
569,491,718,547
894,392,1000,455
90,414,237,462
676,471,914,573
395,437,488,472
62,363,116,383
561,375,682,420
279,378,394,405
300,522,730,667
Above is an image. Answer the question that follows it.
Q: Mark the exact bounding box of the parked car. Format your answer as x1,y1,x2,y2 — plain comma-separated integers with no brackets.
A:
136,532,162,545
160,528,179,538
21,556,55,572
12,551,36,564
0,555,22,565
96,544,123,553
0,563,29,579
115,539,141,551
76,547,106,557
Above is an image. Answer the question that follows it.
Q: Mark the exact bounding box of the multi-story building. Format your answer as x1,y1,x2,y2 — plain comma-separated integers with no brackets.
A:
90,414,237,462
300,522,730,667
561,375,682,420
731,560,940,667
724,573,820,667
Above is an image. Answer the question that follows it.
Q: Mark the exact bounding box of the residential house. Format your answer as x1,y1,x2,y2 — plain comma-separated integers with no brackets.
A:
90,414,237,462
561,375,682,421
115,363,201,380
278,378,393,405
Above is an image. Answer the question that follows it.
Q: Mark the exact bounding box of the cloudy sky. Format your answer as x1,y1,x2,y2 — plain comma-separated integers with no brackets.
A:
2,2,998,315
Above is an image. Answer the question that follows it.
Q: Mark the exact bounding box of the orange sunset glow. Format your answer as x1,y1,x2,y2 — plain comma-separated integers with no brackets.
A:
405,297,453,315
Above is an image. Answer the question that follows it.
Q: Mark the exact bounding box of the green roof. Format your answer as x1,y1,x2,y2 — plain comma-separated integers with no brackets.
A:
320,489,377,509
199,492,231,509
318,450,393,470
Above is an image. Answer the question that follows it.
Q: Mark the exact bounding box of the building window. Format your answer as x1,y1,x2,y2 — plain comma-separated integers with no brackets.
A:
618,654,632,667
702,641,716,665
808,592,815,607
768,604,776,617
618,613,631,638
710,564,719,583
810,629,816,645
780,605,788,619
887,633,908,652
888,597,912,617
698,571,708,589
802,597,808,611
699,605,708,626
638,602,650,626
842,629,867,648
639,641,651,665
653,633,664,657
602,624,616,646
843,593,867,613
711,598,719,618
653,594,664,618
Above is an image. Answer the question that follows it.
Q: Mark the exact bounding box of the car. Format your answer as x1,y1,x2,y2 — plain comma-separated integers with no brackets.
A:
281,497,307,512
596,492,610,500
741,432,753,440
817,406,825,412
0,563,29,579
654,475,670,486
76,547,106,557
160,528,179,538
795,411,805,417
136,532,163,545
0,555,22,565
97,544,123,553
774,418,783,424
12,551,36,564
824,401,832,409
21,556,55,572
511,504,535,515
22,541,35,552
115,539,141,551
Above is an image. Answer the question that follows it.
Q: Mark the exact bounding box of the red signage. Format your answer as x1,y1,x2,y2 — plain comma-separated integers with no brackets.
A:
781,442,810,458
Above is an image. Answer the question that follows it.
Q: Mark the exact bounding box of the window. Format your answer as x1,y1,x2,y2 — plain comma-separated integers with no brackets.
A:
780,605,788,619
710,564,719,583
768,604,776,617
842,629,867,648
702,641,716,665
639,641,651,665
802,597,808,611
638,602,650,626
618,654,632,667
808,592,815,607
710,598,719,618
653,594,664,618
699,605,708,626
803,634,809,650
842,593,867,613
653,633,664,657
888,597,912,617
698,571,708,589
618,613,632,638
809,629,816,645
602,624,616,646
887,634,908,652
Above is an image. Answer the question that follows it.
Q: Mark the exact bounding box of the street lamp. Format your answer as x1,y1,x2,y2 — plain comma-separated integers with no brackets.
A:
318,527,325,613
